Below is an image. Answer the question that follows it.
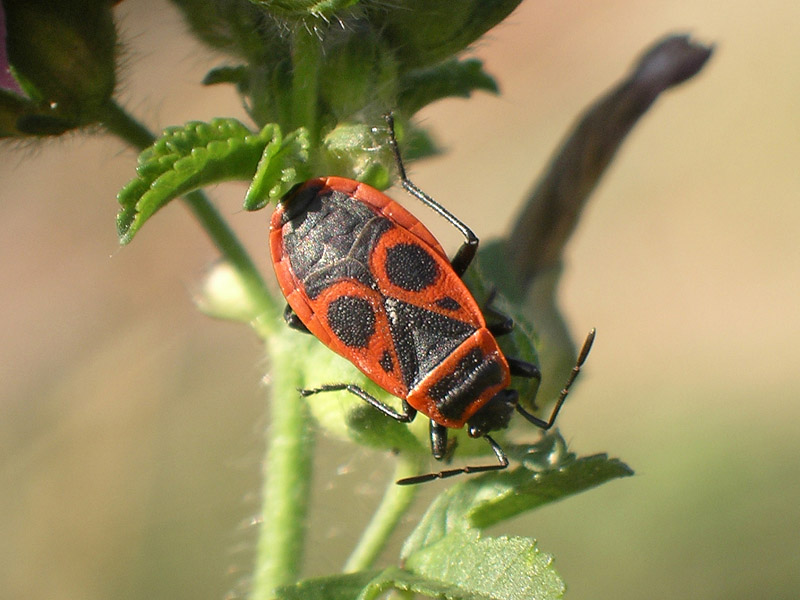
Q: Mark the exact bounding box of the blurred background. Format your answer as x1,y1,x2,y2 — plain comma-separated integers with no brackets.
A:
2,1,799,598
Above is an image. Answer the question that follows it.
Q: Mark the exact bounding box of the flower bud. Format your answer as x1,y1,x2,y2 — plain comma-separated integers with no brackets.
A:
368,0,523,69
3,0,117,132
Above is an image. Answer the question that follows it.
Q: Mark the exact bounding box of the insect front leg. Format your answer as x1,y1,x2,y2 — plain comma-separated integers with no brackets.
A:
283,304,310,333
429,421,449,460
482,289,515,337
396,434,510,485
299,384,416,423
384,113,479,277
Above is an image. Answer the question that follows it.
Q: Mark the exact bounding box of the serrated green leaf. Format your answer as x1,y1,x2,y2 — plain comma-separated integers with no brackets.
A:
467,453,634,529
405,529,565,600
244,127,311,210
116,119,308,243
398,58,498,117
401,441,633,558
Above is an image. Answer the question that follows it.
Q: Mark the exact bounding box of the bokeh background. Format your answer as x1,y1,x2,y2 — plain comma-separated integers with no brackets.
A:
2,1,799,598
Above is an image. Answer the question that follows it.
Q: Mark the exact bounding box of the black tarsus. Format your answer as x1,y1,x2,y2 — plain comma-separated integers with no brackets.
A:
283,304,310,333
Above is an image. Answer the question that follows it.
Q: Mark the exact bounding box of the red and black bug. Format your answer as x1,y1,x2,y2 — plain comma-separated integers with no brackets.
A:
269,114,595,485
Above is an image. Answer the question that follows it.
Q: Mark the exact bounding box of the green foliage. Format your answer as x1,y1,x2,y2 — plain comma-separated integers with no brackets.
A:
398,58,499,117
365,0,523,70
275,446,631,599
116,119,309,243
404,443,634,540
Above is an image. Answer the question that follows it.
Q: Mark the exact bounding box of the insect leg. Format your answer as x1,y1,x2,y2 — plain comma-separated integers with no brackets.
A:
384,112,479,277
429,421,449,460
515,329,596,430
395,434,509,485
299,384,416,423
283,304,310,333
482,289,515,337
506,357,541,380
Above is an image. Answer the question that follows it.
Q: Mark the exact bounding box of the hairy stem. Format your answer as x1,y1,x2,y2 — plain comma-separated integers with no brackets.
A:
290,28,321,141
253,335,315,596
343,457,423,573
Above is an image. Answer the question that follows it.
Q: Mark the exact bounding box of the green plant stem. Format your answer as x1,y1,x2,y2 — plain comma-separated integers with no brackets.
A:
290,28,320,140
183,190,276,316
253,335,315,597
101,99,155,148
343,457,423,573
101,100,275,317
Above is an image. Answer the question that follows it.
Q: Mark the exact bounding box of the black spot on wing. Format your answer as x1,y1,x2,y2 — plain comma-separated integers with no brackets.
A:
384,243,439,291
327,295,375,348
379,350,394,374
435,296,461,311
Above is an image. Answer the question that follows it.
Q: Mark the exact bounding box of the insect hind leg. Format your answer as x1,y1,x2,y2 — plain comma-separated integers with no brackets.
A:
384,112,478,277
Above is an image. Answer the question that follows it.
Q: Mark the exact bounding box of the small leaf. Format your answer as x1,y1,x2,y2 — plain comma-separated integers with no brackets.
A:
405,529,565,600
117,119,307,243
398,58,498,117
202,64,249,86
467,452,635,529
244,127,310,210
401,439,633,558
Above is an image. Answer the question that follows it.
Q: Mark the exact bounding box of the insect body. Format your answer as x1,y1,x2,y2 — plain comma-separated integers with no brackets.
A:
269,114,594,485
